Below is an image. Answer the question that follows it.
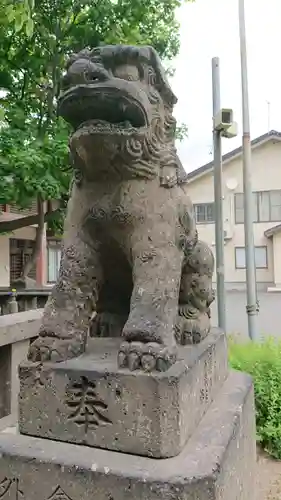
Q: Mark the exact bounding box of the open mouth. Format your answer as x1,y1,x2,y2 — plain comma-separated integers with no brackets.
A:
58,85,148,131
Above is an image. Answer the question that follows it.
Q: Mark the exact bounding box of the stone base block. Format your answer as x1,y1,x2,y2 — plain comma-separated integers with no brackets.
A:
0,371,256,500
18,329,228,458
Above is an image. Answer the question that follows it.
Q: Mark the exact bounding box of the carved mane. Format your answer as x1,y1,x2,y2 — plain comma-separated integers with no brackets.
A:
66,45,187,186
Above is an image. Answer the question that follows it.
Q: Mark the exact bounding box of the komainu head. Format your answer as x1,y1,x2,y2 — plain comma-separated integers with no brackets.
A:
58,45,186,183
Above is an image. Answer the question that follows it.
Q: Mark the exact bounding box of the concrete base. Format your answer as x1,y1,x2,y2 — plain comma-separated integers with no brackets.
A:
18,330,228,458
0,371,256,500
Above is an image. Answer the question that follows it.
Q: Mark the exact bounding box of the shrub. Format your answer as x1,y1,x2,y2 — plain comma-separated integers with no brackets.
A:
228,336,281,459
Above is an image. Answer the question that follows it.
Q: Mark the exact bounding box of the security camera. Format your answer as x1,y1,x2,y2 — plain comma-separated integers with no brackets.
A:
214,109,233,131
221,121,238,138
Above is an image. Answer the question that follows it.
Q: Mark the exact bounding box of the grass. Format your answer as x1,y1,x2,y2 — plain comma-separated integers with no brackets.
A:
229,336,281,459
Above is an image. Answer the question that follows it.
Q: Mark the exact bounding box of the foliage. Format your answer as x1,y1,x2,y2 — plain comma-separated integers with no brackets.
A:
229,336,281,459
0,0,34,38
0,0,187,218
0,120,70,207
176,122,188,141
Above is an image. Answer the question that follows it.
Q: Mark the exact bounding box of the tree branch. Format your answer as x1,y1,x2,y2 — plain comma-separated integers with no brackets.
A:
0,208,60,233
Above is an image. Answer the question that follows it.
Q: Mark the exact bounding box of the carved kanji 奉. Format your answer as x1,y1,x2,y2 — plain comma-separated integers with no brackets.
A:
28,45,215,371
65,376,112,432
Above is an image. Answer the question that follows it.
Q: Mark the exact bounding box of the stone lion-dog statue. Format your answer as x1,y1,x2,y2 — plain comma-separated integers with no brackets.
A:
28,44,215,372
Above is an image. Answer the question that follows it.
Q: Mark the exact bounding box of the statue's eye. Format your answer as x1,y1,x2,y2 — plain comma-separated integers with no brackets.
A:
114,65,139,81
147,67,156,86
127,74,137,81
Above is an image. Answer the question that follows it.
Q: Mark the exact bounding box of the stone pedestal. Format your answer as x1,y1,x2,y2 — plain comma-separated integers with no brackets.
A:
0,371,256,500
0,328,257,500
18,330,228,458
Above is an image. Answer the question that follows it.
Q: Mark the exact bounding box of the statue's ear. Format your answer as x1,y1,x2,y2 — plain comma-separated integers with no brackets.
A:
146,46,177,107
65,49,91,70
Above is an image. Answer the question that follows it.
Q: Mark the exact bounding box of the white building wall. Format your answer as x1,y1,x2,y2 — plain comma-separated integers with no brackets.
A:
187,139,281,287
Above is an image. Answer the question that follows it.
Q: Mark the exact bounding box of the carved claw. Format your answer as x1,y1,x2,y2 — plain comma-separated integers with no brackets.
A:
118,341,177,372
28,336,86,363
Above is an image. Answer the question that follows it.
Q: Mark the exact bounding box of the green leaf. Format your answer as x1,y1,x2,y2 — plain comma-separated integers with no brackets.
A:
0,0,190,216
14,14,24,33
0,107,5,122
25,18,34,38
6,5,15,22
176,123,188,142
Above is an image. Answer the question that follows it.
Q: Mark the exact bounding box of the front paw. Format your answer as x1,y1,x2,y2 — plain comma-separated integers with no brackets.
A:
28,336,85,363
117,341,177,372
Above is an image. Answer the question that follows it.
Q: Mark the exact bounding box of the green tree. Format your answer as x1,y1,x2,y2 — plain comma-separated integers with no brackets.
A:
0,0,188,279
0,0,35,38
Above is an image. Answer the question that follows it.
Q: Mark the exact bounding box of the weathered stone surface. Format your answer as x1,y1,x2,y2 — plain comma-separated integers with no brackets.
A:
28,44,215,371
19,329,227,458
1,371,256,500
0,309,43,347
0,310,44,419
0,344,11,418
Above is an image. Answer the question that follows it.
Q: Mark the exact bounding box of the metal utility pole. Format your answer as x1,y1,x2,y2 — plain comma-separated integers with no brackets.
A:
212,57,226,332
239,0,258,340
266,100,271,132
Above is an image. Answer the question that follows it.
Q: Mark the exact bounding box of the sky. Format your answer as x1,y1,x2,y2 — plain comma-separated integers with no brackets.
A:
172,0,281,172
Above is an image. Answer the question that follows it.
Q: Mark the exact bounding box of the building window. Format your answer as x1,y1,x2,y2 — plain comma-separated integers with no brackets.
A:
9,238,36,282
47,242,61,283
235,246,268,269
194,203,215,223
235,190,281,223
234,193,244,224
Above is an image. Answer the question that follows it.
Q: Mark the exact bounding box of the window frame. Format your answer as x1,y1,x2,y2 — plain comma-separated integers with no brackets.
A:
193,202,215,224
234,190,281,224
47,240,61,283
234,245,268,269
234,193,244,224
9,238,36,282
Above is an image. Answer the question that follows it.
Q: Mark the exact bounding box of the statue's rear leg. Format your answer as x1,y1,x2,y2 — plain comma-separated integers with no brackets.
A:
89,286,130,339
90,311,128,338
175,240,215,345
89,246,132,338
28,187,102,363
